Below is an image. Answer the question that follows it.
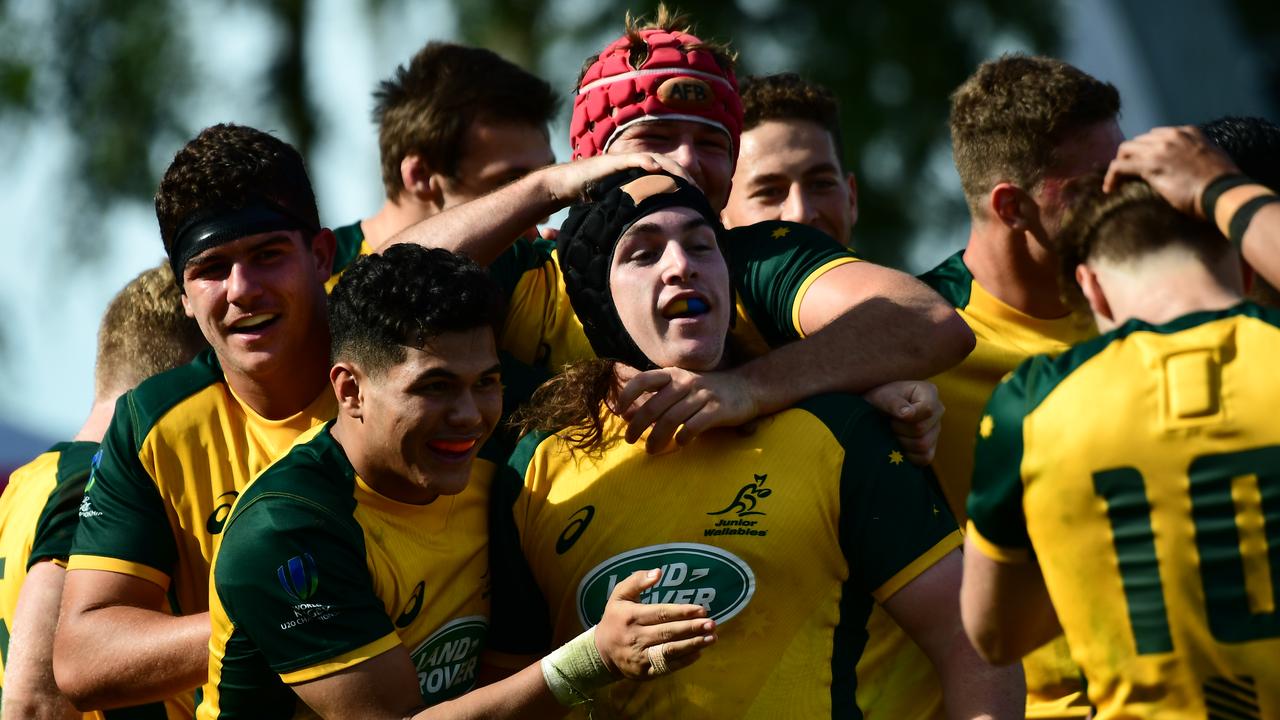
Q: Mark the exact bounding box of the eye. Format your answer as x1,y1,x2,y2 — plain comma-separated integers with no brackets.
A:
415,380,453,396
475,374,502,391
626,248,658,264
186,260,230,282
808,177,840,192
750,186,785,202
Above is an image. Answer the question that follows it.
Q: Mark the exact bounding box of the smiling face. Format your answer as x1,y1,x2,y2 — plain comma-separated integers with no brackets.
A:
608,120,736,212
608,207,732,371
352,327,502,504
723,119,857,245
179,229,332,386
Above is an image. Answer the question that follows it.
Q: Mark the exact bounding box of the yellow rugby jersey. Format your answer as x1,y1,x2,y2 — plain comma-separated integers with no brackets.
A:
323,221,373,293
487,220,858,369
199,422,491,718
969,303,1280,720
491,393,960,719
921,249,1094,719
68,348,335,714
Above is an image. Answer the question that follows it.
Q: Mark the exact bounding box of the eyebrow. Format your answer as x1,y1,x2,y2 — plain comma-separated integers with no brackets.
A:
748,164,841,187
626,217,710,237
413,362,504,381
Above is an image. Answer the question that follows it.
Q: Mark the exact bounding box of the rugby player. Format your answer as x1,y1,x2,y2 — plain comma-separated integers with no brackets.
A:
962,173,1280,718
391,6,972,457
489,169,1023,719
200,245,713,718
721,73,858,248
326,41,559,288
54,124,337,714
0,264,205,719
918,54,1124,718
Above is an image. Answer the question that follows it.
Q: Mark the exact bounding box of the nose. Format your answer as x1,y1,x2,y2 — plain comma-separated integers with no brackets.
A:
448,387,483,428
660,241,695,283
667,137,704,190
225,261,263,306
781,187,816,226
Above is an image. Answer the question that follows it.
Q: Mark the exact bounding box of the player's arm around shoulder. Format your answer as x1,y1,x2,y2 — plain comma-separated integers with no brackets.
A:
55,397,208,711
960,360,1062,666
827,397,1023,719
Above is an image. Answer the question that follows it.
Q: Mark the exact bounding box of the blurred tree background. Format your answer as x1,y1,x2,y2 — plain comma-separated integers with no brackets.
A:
3,0,1276,268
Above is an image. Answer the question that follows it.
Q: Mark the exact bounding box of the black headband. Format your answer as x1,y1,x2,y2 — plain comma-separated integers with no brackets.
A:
557,169,722,370
169,200,318,285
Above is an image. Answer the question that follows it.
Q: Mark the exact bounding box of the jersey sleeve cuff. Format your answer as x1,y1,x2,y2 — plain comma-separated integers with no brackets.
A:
65,554,171,591
278,632,401,685
790,256,860,338
965,521,1032,564
872,529,963,603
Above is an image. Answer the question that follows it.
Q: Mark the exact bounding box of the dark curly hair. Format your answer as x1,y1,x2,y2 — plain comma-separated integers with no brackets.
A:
1201,116,1280,192
154,123,320,260
328,244,505,376
373,41,558,199
950,54,1120,216
740,73,843,166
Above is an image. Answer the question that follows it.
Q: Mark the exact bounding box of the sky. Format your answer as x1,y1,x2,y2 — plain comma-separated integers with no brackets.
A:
0,0,1269,444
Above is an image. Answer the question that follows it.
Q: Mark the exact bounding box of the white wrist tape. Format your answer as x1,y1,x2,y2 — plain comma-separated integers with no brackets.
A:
540,625,614,706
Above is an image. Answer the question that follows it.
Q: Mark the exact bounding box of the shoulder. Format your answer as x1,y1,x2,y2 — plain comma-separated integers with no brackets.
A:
916,249,971,309
120,349,225,443
722,220,853,269
788,392,881,442
227,425,355,535
331,221,367,276
505,428,559,480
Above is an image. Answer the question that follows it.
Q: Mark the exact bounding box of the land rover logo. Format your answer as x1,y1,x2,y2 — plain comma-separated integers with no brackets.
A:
576,543,756,629
409,616,487,704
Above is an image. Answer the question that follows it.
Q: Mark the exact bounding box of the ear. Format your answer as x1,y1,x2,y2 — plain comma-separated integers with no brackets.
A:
989,183,1038,232
1076,263,1113,325
845,171,859,229
330,362,364,420
180,290,195,319
309,228,337,279
400,154,444,209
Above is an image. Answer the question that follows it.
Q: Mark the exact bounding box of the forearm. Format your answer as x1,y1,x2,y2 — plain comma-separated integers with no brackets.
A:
4,563,79,720
1241,203,1280,289
934,629,1026,720
740,299,972,415
54,606,208,709
415,663,564,720
389,171,562,266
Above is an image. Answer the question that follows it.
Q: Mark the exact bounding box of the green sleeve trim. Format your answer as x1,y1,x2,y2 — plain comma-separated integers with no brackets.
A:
723,221,856,347
29,441,99,568
965,366,1034,550
487,431,554,655
487,237,554,297
803,394,959,594
330,221,366,277
68,398,178,577
917,249,972,309
215,454,390,677
124,349,223,441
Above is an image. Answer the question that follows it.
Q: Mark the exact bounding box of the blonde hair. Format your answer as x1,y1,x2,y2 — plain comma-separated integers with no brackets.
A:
95,263,207,398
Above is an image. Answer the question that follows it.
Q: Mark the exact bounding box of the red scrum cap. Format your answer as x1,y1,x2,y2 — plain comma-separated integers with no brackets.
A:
570,28,743,160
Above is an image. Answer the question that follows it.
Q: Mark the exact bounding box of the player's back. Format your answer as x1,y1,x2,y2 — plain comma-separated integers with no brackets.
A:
990,303,1280,719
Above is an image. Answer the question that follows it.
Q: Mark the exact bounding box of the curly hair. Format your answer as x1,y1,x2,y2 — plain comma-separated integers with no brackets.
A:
740,73,843,164
509,359,622,456
1201,115,1280,192
96,263,207,398
154,124,319,260
1055,171,1226,310
950,54,1120,216
576,3,737,87
328,244,505,376
373,42,558,200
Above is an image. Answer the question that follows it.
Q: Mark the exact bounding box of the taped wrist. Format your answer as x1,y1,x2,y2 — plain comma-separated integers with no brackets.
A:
540,626,614,706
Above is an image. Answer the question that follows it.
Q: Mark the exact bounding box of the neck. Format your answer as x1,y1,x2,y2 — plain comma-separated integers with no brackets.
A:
964,220,1071,319
362,196,436,253
1095,253,1243,330
223,333,331,421
330,416,436,505
74,396,121,442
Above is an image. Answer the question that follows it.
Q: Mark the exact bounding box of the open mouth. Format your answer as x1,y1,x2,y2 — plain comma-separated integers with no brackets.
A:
661,297,711,320
228,313,280,334
426,438,480,459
